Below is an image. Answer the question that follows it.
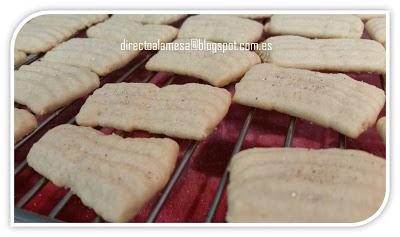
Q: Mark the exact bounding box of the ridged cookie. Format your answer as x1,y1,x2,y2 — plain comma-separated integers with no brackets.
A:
15,61,100,115
233,64,385,138
14,50,27,65
366,17,386,47
178,15,263,44
227,148,386,223
41,38,140,76
377,117,386,144
145,39,260,87
15,14,109,53
355,14,385,21
14,108,37,143
29,14,109,30
87,16,178,45
76,82,231,140
267,14,364,39
27,124,179,222
258,35,386,73
111,14,187,25
15,23,74,53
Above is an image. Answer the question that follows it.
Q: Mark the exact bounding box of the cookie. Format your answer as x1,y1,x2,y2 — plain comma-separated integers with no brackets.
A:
258,35,386,73
178,15,263,44
233,63,385,138
41,38,140,76
15,14,109,53
14,50,27,65
76,82,231,140
366,17,386,47
87,16,178,45
111,14,187,25
15,23,75,53
227,147,386,222
377,117,386,144
227,14,272,19
267,14,364,39
14,108,37,143
15,61,100,115
145,39,260,87
355,14,385,21
27,124,179,222
28,14,109,31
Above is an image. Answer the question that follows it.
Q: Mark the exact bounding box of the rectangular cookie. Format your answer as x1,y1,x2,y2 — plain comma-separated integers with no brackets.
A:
233,63,385,138
355,14,386,21
15,61,100,115
267,14,364,39
227,147,386,223
14,50,27,65
366,17,386,47
178,15,263,44
15,14,109,53
86,16,178,45
29,14,109,30
15,23,75,53
27,124,179,222
41,38,140,76
145,39,260,87
76,82,231,140
258,35,386,73
111,14,187,25
377,116,386,144
14,108,37,143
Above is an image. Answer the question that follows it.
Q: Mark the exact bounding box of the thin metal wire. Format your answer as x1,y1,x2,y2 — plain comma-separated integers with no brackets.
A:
380,74,386,92
204,108,256,223
48,190,74,218
114,54,153,83
142,72,155,83
66,116,77,125
163,76,176,86
14,160,28,175
284,117,296,147
16,177,47,208
146,141,199,222
14,53,43,70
